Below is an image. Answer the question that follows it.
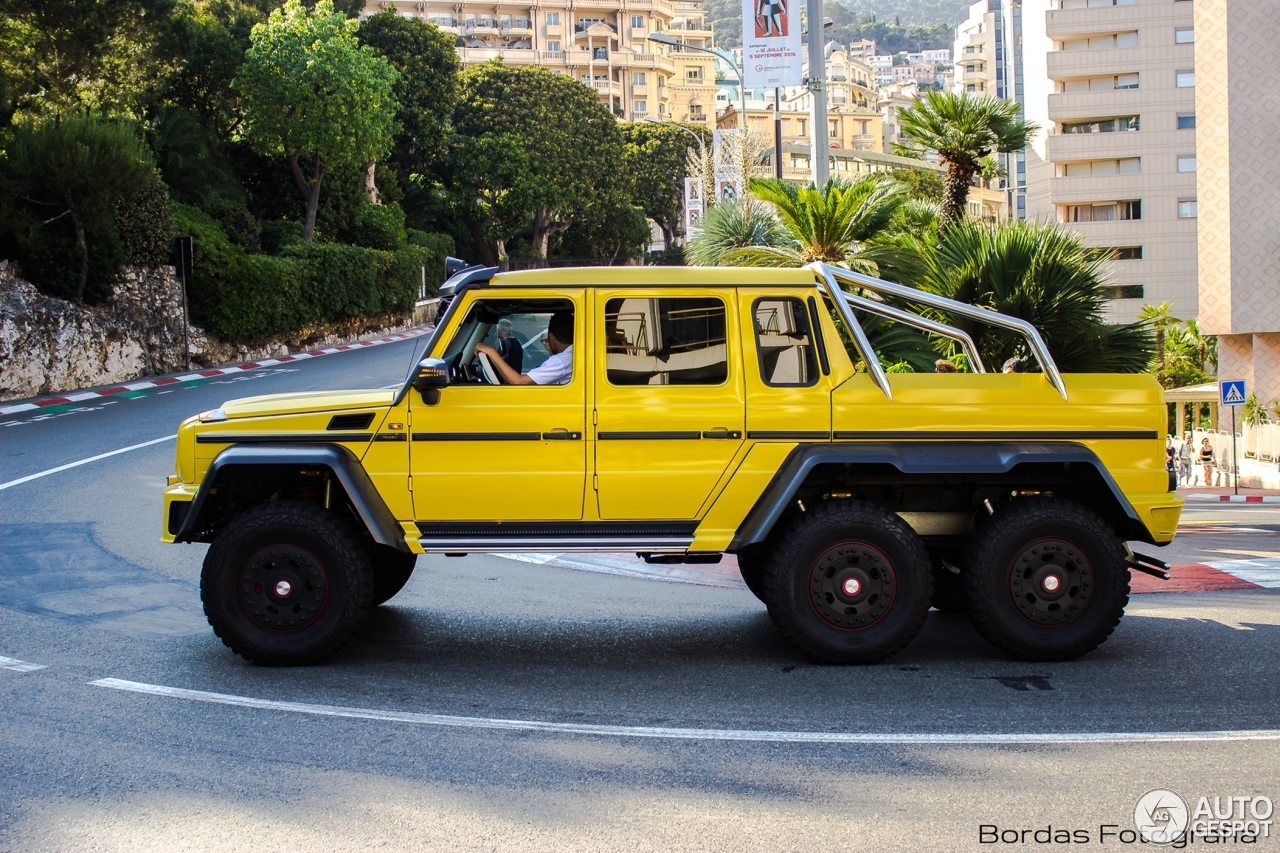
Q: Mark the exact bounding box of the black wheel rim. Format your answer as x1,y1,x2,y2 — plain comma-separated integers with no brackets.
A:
239,545,329,632
1007,537,1093,626
807,541,896,631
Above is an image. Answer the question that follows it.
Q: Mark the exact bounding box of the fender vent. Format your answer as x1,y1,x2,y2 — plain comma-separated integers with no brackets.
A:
328,413,375,431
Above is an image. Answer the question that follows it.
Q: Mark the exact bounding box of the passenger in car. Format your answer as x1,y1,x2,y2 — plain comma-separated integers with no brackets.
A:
475,311,574,385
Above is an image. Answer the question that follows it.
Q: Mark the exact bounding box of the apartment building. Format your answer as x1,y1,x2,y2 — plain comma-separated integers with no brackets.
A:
1021,0,1197,323
357,0,718,127
1195,0,1280,406
953,0,1010,98
847,39,877,61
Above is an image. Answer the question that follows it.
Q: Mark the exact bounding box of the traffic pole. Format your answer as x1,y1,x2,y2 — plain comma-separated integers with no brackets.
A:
774,87,783,179
1232,405,1239,495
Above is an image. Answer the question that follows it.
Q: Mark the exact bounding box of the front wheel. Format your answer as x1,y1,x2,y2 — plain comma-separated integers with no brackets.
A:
963,498,1128,661
200,501,374,665
762,500,932,664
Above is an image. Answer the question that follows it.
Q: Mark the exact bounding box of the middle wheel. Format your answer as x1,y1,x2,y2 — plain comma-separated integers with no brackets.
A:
762,500,932,664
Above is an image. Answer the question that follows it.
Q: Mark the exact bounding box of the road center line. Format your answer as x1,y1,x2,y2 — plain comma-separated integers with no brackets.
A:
0,435,176,491
89,677,1280,745
0,656,48,672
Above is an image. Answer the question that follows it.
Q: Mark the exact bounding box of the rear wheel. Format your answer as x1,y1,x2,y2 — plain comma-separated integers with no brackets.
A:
371,547,417,606
200,501,373,665
963,498,1128,661
762,500,931,664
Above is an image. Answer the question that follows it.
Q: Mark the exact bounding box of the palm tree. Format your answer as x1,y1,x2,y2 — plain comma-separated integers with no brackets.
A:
896,217,1153,372
896,91,1037,230
721,174,908,271
683,198,790,266
1138,302,1181,387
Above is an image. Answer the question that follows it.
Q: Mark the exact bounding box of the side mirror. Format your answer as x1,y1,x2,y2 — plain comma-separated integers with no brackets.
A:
412,357,449,405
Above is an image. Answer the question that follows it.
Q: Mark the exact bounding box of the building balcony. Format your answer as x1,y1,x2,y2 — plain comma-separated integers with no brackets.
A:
500,20,533,36
464,21,499,36
583,78,624,98
1045,5,1150,38
962,65,986,81
1046,130,1145,161
1046,48,1146,81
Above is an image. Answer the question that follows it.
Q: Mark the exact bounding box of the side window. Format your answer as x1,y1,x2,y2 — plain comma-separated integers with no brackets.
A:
604,296,727,385
440,297,573,385
753,297,818,386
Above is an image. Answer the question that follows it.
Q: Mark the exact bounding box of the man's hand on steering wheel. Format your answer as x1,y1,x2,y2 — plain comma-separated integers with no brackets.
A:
473,343,510,384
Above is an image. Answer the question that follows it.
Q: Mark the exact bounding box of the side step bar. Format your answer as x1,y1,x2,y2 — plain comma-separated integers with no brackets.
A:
417,537,695,554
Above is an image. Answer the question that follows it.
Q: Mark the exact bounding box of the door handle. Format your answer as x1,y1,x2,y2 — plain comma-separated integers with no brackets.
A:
542,429,583,440
701,429,742,440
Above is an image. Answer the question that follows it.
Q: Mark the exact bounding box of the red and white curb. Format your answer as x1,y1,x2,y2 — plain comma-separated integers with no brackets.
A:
0,327,431,417
1185,494,1280,503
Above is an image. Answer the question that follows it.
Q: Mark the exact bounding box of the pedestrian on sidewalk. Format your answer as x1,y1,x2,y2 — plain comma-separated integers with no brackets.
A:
1199,438,1216,487
1177,432,1195,486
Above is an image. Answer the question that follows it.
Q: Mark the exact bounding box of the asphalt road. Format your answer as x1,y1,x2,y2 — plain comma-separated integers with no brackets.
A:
2,343,1279,852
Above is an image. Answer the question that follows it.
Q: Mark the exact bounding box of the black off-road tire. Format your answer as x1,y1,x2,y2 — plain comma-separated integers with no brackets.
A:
762,500,932,664
931,559,967,614
200,501,374,665
371,547,417,606
735,546,768,603
962,498,1129,661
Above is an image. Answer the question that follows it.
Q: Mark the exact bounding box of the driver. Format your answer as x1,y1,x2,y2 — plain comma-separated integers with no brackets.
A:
475,311,573,385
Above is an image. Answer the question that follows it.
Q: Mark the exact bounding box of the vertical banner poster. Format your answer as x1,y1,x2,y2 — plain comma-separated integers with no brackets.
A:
684,177,704,235
711,130,743,203
742,0,802,88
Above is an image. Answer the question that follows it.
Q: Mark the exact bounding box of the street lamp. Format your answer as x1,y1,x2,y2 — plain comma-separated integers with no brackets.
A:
647,32,749,194
779,17,833,181
643,115,710,213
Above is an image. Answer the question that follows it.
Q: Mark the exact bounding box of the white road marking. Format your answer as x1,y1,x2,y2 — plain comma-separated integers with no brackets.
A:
0,656,48,672
89,677,1280,745
0,435,176,491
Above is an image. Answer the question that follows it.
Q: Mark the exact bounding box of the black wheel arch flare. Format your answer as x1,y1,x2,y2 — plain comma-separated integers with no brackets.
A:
728,442,1150,551
172,444,408,552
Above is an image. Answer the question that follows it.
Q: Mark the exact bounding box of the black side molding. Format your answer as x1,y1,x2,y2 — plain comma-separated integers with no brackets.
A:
728,441,1147,551
174,444,407,551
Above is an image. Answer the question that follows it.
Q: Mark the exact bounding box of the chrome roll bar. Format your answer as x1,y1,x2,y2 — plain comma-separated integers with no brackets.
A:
808,262,1069,400
843,292,987,374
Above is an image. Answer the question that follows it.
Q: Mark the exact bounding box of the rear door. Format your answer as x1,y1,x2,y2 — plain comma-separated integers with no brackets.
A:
592,288,745,519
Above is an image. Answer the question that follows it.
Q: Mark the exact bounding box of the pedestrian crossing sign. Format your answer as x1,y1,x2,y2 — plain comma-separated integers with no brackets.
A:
1220,379,1246,406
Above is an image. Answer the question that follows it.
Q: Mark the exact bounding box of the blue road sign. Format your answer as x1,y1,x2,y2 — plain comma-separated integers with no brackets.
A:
1220,379,1247,406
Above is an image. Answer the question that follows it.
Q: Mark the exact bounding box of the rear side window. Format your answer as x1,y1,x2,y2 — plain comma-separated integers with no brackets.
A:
753,297,818,386
604,296,728,385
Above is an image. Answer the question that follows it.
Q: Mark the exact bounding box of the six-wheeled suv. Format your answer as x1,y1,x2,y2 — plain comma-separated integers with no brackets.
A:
164,261,1182,665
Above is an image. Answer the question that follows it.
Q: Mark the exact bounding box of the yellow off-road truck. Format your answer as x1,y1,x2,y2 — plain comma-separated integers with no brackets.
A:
163,261,1182,665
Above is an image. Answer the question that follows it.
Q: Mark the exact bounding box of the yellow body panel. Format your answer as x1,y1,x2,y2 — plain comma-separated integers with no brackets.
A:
412,288,588,521
591,287,745,519
162,271,1181,550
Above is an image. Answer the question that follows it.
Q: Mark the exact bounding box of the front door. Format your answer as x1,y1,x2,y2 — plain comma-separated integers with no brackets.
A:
410,291,587,521
592,289,745,519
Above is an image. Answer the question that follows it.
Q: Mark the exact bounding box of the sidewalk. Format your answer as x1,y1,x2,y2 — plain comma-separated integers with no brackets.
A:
1178,486,1280,503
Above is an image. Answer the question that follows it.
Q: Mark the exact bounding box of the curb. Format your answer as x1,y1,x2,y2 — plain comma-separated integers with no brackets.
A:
0,327,432,417
1184,494,1280,503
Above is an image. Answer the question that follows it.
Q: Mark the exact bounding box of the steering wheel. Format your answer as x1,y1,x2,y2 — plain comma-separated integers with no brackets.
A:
477,350,507,385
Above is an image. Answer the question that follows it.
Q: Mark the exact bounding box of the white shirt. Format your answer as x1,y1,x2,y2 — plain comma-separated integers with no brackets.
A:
526,345,573,385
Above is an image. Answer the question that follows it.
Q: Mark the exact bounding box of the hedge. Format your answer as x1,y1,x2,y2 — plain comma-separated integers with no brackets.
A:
173,204,454,343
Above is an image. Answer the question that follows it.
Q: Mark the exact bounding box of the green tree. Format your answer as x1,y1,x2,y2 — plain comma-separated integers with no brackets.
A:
618,122,704,250
446,132,533,264
449,63,626,265
162,0,264,146
0,116,154,300
897,218,1153,372
886,167,944,203
235,0,398,241
0,0,175,118
896,91,1036,230
684,199,790,267
357,12,459,193
724,175,908,270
